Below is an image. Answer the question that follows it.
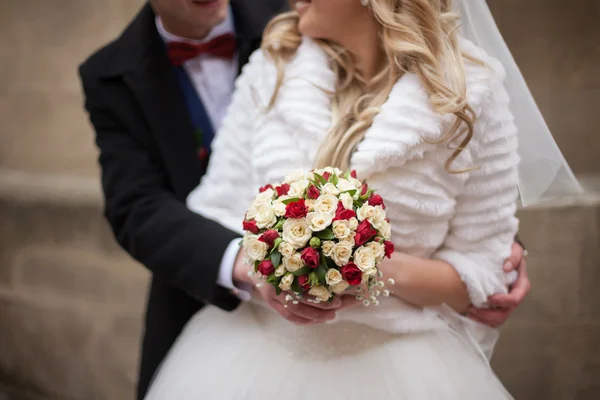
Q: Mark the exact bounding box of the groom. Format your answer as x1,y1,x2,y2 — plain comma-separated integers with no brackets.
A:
79,0,531,398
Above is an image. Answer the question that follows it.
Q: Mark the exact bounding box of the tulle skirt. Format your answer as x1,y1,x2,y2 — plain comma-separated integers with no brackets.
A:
145,303,513,400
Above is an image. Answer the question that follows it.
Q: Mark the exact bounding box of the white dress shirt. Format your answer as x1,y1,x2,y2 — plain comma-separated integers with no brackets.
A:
156,15,251,301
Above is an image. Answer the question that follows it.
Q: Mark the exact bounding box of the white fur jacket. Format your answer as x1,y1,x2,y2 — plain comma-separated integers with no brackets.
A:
187,37,520,333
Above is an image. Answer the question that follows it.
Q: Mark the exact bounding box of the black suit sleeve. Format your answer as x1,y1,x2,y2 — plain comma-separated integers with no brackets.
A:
80,77,241,311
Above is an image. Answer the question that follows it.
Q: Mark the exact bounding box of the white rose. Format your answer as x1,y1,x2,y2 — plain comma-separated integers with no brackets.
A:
272,200,287,217
330,280,350,294
288,179,311,198
366,241,385,262
321,241,335,257
322,183,340,196
306,212,334,232
353,246,376,272
244,236,269,261
336,179,355,193
309,285,332,302
274,265,286,277
279,273,295,291
371,205,386,225
254,188,275,204
357,204,375,222
278,241,295,258
342,231,356,246
305,199,316,212
339,192,354,210
377,220,392,240
314,195,338,215
332,241,353,267
325,269,343,286
361,267,378,283
348,217,359,231
322,167,343,176
348,177,362,189
283,252,304,272
332,220,351,239
255,202,277,229
284,169,307,184
282,219,312,248
245,203,258,220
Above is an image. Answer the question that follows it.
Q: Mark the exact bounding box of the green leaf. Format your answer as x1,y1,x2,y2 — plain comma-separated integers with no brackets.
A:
331,174,339,186
275,286,282,296
291,279,302,294
315,263,327,285
353,200,364,209
341,189,357,197
282,197,301,205
343,171,350,179
270,251,282,268
266,274,281,285
308,272,320,286
315,229,335,240
274,219,285,231
253,260,260,273
313,172,327,186
292,266,312,277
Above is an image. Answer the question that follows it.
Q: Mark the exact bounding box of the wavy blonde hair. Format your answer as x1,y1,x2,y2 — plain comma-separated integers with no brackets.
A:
261,0,477,172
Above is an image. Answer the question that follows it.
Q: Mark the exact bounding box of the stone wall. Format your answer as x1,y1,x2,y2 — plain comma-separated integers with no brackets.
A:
0,0,599,399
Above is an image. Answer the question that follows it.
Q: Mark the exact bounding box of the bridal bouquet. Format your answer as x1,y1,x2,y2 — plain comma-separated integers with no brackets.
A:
242,167,394,306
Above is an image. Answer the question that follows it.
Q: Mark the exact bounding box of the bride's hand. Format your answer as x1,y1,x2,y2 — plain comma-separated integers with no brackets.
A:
233,249,350,326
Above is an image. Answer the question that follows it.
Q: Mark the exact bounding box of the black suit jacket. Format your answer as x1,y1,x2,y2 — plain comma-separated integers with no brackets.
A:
78,2,285,398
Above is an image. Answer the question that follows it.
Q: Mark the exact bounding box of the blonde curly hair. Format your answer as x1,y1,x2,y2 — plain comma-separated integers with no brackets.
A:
261,0,478,172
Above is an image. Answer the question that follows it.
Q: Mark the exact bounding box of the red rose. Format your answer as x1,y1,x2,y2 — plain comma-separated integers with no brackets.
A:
340,263,362,286
258,260,275,276
259,184,273,193
360,183,369,196
259,230,280,247
285,199,308,219
276,183,290,197
322,171,331,181
384,240,394,259
243,220,259,234
301,247,320,269
333,201,356,221
350,170,357,179
297,275,311,291
307,185,320,200
354,220,377,246
368,194,385,209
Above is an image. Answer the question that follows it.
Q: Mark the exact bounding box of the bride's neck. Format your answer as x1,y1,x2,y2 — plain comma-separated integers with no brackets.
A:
338,21,385,82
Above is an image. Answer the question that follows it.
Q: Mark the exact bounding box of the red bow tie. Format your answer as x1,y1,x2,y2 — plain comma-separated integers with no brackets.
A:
167,33,237,66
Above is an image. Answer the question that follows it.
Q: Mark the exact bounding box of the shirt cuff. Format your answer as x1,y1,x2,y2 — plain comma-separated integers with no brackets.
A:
217,238,252,301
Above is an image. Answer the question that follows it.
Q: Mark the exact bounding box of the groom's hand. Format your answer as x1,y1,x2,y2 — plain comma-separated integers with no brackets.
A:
232,248,350,326
468,242,531,327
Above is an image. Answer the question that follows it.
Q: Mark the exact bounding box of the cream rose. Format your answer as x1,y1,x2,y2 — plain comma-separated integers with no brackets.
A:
361,267,378,283
348,217,359,231
377,220,392,240
348,176,362,189
330,280,350,294
274,265,286,277
305,199,316,212
255,202,277,229
306,212,334,232
244,235,269,262
325,268,343,286
371,205,386,225
339,192,354,210
354,246,377,272
283,252,304,272
366,241,385,262
284,169,307,184
278,241,295,258
357,204,375,222
322,183,340,196
272,200,287,217
282,219,312,248
288,179,311,198
254,188,275,204
332,241,353,267
332,220,351,240
245,203,258,220
314,195,338,215
279,273,295,291
336,179,355,193
309,285,332,302
321,241,335,258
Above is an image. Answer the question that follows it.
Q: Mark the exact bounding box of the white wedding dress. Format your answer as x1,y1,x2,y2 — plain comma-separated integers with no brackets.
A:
145,37,518,399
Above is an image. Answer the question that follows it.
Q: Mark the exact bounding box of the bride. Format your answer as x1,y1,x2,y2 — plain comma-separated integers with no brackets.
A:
145,0,580,398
